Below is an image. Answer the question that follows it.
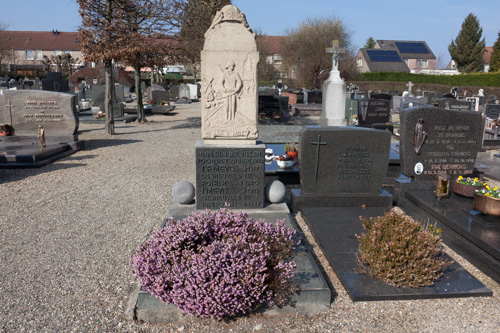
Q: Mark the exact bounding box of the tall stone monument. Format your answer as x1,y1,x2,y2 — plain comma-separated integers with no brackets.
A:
320,40,346,127
196,5,265,209
201,5,259,145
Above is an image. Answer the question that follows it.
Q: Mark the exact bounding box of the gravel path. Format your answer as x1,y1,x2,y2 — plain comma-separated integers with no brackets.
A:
1,103,498,332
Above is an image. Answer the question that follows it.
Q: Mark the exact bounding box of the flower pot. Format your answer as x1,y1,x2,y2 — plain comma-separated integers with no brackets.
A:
454,182,486,197
286,151,298,159
277,160,294,168
473,193,500,216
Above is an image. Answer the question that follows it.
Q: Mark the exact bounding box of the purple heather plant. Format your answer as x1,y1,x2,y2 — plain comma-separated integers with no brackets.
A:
130,207,297,319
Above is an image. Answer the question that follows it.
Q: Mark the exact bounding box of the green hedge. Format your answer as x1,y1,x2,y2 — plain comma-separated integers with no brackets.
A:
361,72,500,87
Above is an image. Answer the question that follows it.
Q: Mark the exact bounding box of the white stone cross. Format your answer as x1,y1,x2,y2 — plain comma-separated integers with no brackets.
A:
5,99,14,126
406,81,413,95
326,40,345,71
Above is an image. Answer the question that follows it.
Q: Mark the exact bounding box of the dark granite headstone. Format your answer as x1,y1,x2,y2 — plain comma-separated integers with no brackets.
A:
0,90,79,140
195,141,265,210
114,84,125,104
42,72,69,93
146,84,167,103
308,90,322,104
485,101,500,119
370,93,392,101
357,99,390,126
291,127,392,210
92,85,125,107
399,107,482,181
91,85,105,106
170,85,179,100
152,90,170,104
438,98,473,111
423,91,438,104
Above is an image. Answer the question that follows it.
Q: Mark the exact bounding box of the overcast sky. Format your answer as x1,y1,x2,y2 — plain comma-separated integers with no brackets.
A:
1,0,498,64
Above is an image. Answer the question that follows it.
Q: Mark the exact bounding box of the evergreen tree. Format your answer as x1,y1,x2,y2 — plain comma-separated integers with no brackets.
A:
448,13,485,73
364,37,375,49
489,31,500,72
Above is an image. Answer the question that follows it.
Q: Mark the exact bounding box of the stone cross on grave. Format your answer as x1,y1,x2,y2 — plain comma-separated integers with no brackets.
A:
5,99,14,126
406,81,413,95
310,135,327,181
326,40,345,71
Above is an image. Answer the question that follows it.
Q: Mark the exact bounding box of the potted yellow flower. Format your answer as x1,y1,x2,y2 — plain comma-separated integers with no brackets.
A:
454,176,487,197
474,185,500,216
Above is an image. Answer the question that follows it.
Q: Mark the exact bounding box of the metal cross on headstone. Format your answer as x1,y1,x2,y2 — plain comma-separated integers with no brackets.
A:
5,99,14,127
326,40,345,71
310,134,327,181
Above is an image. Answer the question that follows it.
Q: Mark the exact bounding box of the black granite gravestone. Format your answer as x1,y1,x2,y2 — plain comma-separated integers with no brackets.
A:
357,99,390,126
291,127,392,211
42,72,69,93
438,98,473,111
485,101,500,119
307,90,322,104
195,141,265,210
399,107,482,181
370,93,392,101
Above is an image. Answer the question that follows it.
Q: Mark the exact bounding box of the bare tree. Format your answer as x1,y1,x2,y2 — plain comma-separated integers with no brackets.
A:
255,32,281,82
0,21,10,74
281,16,354,89
434,52,448,70
119,0,181,123
78,0,130,135
177,0,230,82
41,55,53,73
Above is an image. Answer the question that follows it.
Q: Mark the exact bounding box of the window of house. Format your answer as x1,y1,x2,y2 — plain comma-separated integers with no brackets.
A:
64,51,72,55
266,55,273,65
357,58,363,67
55,50,62,56
416,59,428,68
36,50,43,60
26,50,34,60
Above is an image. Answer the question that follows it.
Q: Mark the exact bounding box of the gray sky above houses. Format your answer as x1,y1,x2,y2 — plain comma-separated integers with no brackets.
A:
1,0,498,65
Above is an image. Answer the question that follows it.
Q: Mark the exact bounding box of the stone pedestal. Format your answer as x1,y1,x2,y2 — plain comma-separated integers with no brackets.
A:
195,141,265,210
320,70,346,127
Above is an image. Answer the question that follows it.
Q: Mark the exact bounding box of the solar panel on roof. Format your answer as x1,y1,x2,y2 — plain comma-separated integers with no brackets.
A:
395,42,430,54
366,50,402,62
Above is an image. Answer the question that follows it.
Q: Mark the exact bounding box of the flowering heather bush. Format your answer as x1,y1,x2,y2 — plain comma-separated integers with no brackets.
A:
357,211,453,288
131,207,297,319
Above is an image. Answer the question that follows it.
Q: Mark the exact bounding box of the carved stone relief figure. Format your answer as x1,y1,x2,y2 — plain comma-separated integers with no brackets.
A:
414,118,427,155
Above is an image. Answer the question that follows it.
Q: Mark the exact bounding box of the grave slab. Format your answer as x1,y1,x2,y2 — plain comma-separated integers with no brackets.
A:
301,206,493,301
132,210,332,324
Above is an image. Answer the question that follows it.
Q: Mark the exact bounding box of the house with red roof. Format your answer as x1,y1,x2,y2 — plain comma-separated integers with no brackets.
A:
0,30,83,76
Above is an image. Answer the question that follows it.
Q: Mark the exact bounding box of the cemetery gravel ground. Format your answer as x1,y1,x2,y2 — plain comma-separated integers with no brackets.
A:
0,103,498,333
